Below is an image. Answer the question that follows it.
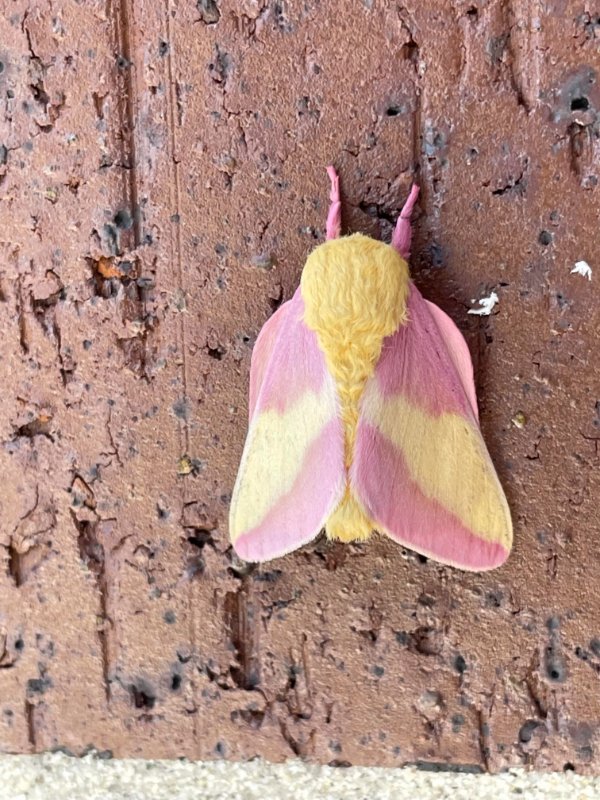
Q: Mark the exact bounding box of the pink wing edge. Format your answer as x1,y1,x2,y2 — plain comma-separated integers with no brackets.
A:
231,290,346,563
351,285,510,571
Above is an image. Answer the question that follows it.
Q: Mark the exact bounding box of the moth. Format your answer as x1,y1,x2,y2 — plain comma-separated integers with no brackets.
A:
229,167,512,569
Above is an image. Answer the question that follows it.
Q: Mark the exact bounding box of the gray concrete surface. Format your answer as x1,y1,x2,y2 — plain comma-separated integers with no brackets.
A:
1,754,599,799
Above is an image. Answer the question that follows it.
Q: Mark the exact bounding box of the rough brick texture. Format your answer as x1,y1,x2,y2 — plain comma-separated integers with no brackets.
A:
1,0,599,771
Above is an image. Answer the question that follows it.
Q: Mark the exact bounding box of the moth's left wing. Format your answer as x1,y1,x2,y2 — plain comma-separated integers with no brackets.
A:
230,290,345,562
352,284,512,571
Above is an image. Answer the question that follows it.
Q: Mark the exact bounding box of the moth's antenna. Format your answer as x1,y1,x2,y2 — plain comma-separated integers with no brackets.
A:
391,183,420,260
325,165,342,240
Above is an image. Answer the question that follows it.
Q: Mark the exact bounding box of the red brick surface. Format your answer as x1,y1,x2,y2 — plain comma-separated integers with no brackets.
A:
1,0,600,771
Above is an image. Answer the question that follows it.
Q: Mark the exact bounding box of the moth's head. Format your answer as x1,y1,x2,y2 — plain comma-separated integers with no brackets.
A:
301,233,410,330
302,232,409,285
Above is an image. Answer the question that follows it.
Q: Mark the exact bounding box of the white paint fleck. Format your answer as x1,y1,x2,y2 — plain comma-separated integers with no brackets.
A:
468,291,499,316
571,260,592,280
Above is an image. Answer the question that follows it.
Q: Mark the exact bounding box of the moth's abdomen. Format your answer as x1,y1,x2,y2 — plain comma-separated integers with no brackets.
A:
301,233,410,542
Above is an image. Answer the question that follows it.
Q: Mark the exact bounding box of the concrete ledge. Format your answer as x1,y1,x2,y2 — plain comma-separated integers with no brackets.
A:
1,754,598,800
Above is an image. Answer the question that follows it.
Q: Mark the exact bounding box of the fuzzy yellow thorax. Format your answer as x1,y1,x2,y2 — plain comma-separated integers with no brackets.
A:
301,233,410,542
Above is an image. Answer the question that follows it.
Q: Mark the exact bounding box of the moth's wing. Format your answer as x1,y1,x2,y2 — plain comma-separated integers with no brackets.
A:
248,300,289,421
352,285,512,571
230,290,345,562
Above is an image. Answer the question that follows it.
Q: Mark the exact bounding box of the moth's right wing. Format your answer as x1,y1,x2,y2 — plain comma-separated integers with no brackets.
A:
352,284,512,571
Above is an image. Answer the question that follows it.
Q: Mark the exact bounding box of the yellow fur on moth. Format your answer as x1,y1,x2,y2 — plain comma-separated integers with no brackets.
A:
301,233,409,542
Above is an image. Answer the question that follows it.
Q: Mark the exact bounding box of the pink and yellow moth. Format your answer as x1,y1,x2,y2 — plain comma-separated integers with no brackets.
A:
229,167,512,570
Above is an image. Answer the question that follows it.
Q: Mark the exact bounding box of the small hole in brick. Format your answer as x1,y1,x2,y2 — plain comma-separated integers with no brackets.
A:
545,651,566,682
113,209,133,230
386,106,403,117
518,719,539,743
171,673,181,691
158,40,169,57
564,762,575,772
454,654,467,674
466,5,478,19
571,96,589,111
130,682,156,709
207,345,226,360
14,638,24,651
0,62,5,74
538,230,552,246
188,529,213,549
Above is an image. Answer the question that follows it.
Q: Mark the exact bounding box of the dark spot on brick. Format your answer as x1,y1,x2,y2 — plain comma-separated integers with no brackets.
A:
164,610,176,625
452,713,465,733
571,96,589,111
197,0,221,24
589,638,600,657
386,105,404,117
15,638,24,651
395,631,410,646
102,223,119,255
254,569,282,583
413,627,442,656
575,646,588,661
485,590,503,608
545,646,567,682
170,673,181,691
117,55,130,70
0,62,4,74
578,744,594,762
83,339,92,350
487,34,509,66
429,242,444,269
158,40,169,57
413,761,484,774
113,208,133,230
188,529,214,549
172,398,189,419
454,654,467,674
207,344,226,360
170,213,180,223
564,762,575,771
130,680,156,709
27,677,51,695
538,230,552,246
214,741,226,756
418,593,436,607
519,719,540,743
372,665,385,677
329,739,342,752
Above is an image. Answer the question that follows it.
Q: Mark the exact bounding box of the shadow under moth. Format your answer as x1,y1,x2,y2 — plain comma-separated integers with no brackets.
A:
229,167,512,569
